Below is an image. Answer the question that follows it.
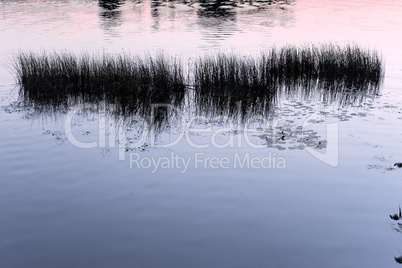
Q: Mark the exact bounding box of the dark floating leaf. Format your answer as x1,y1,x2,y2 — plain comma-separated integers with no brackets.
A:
394,163,402,168
390,206,401,221
395,255,402,264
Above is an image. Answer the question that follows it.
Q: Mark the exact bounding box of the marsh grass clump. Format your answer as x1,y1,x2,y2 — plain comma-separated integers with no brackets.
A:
191,43,383,118
13,44,383,119
193,44,383,96
14,51,186,114
312,43,383,89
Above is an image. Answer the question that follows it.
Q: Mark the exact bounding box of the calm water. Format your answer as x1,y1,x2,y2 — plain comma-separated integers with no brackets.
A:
1,0,402,267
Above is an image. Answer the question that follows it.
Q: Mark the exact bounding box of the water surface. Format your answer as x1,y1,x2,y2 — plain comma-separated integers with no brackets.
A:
1,1,402,267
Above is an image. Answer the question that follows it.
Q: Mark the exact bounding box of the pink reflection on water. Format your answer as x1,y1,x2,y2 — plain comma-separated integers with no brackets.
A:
0,0,401,61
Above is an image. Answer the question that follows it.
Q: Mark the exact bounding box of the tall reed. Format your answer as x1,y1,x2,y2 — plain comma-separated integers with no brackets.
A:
14,51,186,114
13,44,384,117
193,43,383,93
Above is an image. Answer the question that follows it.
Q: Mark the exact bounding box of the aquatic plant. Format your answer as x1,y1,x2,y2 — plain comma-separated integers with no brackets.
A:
193,43,383,94
192,43,383,117
390,206,402,220
13,43,384,118
394,163,402,168
13,51,186,114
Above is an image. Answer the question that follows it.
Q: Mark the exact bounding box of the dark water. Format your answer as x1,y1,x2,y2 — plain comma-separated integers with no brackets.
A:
1,1,402,267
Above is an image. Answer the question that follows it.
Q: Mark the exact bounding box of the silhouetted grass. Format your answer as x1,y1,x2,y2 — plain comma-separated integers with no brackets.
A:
192,43,383,117
193,43,383,93
14,51,186,114
13,43,383,118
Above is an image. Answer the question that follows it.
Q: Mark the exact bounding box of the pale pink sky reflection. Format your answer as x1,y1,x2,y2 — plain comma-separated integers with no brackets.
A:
1,0,401,66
